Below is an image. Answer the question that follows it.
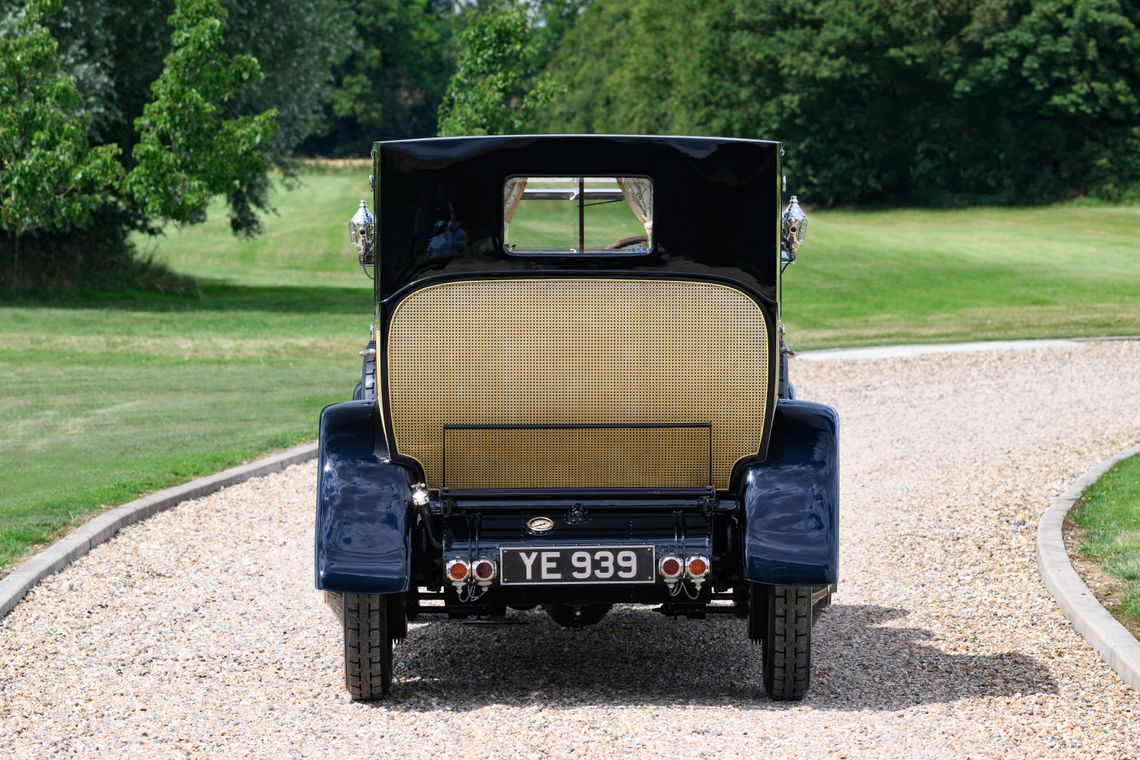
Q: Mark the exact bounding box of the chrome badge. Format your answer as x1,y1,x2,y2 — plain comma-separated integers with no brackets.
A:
526,516,555,534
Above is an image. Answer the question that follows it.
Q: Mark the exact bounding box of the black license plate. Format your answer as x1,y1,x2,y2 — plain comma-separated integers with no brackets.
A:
499,545,655,585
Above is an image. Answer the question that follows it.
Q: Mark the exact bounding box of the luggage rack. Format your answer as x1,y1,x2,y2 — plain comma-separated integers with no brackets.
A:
438,421,715,503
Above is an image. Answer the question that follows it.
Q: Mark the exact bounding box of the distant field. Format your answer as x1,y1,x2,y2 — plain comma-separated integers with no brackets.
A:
141,172,371,288
785,205,1140,346
1,171,373,570
1,166,1137,572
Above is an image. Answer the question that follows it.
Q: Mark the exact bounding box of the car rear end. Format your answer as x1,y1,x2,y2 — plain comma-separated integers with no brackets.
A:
316,135,837,701
385,276,774,622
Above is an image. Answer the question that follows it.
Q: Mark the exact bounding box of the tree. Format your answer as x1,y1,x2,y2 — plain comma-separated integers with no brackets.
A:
541,0,1140,206
0,0,121,282
125,0,277,235
302,0,451,156
0,0,345,289
437,2,558,136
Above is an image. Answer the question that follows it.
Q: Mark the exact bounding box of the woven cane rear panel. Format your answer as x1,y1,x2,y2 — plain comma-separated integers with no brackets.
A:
385,279,768,490
442,426,711,490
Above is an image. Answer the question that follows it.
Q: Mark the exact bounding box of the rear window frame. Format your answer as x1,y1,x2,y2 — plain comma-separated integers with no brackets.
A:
501,173,656,258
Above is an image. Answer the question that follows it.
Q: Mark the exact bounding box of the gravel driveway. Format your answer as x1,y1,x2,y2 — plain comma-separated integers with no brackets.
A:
2,341,1138,758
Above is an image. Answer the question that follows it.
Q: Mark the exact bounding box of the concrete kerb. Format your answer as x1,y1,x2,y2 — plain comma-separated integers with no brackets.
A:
797,337,1084,362
0,442,318,621
1036,444,1140,691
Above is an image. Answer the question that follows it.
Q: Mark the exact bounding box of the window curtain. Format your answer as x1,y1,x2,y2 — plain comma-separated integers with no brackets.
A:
503,177,528,225
616,177,653,245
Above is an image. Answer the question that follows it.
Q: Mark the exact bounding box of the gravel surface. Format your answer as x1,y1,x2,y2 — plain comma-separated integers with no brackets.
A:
2,341,1139,758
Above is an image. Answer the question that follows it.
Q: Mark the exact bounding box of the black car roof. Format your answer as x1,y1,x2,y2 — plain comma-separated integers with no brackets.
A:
373,134,781,304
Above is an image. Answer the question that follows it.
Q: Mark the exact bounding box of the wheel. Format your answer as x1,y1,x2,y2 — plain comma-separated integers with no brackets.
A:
343,592,400,701
761,585,812,700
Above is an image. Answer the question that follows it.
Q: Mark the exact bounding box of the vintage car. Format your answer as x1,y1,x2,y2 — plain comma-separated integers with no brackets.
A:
316,135,838,701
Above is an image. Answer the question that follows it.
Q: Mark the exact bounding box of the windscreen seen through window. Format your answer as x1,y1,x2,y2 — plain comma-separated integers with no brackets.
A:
504,176,653,254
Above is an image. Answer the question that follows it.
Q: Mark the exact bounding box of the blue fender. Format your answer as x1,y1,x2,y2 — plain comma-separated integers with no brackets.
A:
314,400,413,593
740,399,839,585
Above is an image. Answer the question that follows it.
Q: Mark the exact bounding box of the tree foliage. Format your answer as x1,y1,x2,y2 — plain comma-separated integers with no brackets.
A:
0,0,122,281
0,0,344,288
542,0,1140,205
125,0,277,234
437,2,559,136
302,0,451,156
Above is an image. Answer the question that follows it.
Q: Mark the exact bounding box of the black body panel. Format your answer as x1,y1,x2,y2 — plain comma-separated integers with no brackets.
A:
373,135,781,305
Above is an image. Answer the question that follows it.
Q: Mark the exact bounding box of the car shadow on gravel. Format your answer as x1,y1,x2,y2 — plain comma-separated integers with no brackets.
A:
378,603,1057,711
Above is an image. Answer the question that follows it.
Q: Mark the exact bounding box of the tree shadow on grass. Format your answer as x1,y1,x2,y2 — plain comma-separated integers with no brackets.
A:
3,280,371,315
377,603,1057,711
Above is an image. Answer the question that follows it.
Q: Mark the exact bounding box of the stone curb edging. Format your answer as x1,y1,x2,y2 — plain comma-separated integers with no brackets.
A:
1036,443,1140,691
0,442,318,621
798,336,1139,363
797,337,1083,362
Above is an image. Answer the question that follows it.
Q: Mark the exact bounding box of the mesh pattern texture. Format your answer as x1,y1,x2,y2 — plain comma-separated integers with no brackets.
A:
385,279,768,490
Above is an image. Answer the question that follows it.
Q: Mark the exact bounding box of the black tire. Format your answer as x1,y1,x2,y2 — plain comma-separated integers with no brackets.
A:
762,585,812,701
343,593,395,701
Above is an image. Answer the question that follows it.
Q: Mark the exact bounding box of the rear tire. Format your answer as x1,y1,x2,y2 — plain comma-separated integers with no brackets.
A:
343,593,396,701
762,585,812,700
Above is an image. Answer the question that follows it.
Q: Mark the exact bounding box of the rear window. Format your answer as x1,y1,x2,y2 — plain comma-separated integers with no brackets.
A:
503,176,653,255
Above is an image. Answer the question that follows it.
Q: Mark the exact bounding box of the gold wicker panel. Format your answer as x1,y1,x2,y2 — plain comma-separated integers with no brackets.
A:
443,426,711,489
385,279,768,490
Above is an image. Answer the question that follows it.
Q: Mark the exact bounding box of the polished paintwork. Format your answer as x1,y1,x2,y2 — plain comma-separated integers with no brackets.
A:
740,400,840,585
372,136,782,478
317,135,839,608
315,400,414,593
372,135,781,304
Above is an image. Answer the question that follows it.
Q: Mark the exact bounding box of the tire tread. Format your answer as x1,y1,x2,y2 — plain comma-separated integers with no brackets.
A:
762,585,811,700
343,593,393,701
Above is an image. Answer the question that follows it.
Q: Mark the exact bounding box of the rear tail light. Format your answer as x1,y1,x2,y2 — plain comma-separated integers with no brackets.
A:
472,558,497,586
446,558,470,588
659,555,683,583
686,554,710,591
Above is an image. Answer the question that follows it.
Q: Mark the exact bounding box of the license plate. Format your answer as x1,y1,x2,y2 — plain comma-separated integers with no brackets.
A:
499,546,655,585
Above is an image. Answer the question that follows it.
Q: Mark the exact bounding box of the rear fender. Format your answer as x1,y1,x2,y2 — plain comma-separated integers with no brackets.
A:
739,399,839,585
315,400,413,593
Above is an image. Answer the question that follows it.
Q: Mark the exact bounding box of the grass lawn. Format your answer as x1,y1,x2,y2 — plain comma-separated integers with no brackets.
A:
1067,454,1140,633
1,166,1138,572
784,204,1140,346
0,172,373,570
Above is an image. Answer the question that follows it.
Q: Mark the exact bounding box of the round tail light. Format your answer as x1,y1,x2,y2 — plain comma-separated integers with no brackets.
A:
446,558,470,582
659,555,683,580
472,558,496,582
686,555,709,578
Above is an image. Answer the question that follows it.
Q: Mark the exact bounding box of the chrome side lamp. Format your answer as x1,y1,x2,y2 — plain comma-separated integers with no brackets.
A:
349,200,375,278
780,195,808,266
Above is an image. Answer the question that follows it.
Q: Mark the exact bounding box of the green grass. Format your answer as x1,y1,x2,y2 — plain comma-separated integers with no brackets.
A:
507,198,646,250
141,172,371,288
1068,454,1140,627
784,205,1140,347
0,171,373,570
1,166,1138,572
